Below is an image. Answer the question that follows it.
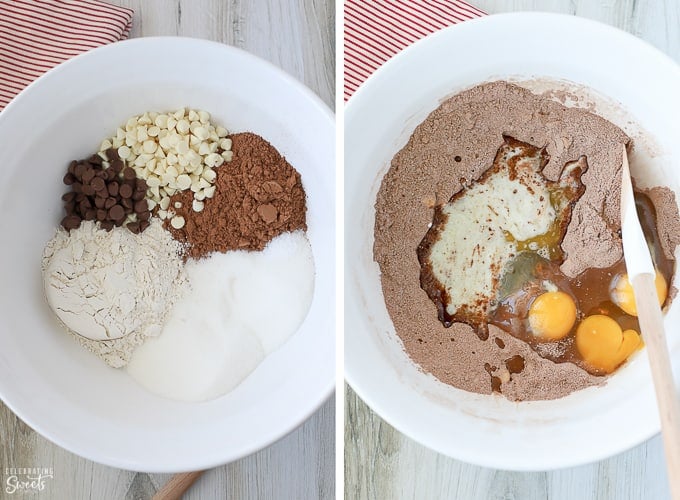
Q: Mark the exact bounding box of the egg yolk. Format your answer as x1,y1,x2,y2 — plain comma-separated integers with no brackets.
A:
575,315,642,373
528,291,577,340
610,270,667,316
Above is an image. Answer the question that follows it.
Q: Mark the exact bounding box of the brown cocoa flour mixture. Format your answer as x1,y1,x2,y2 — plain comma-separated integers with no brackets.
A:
167,132,307,258
373,81,680,401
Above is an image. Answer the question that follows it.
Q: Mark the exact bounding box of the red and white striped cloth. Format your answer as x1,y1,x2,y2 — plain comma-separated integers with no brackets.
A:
344,0,485,101
0,0,133,111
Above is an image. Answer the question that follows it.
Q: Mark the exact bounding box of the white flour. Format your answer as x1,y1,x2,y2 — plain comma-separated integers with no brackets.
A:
42,219,186,368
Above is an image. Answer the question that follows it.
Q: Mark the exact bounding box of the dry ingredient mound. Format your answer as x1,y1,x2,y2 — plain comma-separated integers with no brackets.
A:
166,132,307,258
373,80,680,401
42,219,186,368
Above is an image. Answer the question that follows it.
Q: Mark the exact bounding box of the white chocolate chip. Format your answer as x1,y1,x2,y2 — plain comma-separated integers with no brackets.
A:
204,186,216,199
117,146,131,159
176,174,192,190
154,114,168,128
192,200,204,212
201,168,215,183
170,215,185,229
174,201,182,209
143,140,157,154
176,119,190,134
160,197,170,210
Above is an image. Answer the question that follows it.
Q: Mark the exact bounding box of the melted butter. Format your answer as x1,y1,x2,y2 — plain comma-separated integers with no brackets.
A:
506,191,571,261
418,136,586,340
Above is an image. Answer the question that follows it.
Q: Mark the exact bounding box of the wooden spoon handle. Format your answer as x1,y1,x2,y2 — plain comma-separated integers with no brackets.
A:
633,273,680,499
152,471,205,500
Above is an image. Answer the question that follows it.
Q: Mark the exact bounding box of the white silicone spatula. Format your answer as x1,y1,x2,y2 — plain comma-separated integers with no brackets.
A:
620,145,680,499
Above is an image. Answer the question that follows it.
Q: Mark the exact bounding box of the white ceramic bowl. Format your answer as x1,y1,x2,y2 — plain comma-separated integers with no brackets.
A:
345,13,680,470
0,38,335,472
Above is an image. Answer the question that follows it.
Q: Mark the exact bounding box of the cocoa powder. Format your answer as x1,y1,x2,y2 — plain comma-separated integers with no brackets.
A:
166,132,307,258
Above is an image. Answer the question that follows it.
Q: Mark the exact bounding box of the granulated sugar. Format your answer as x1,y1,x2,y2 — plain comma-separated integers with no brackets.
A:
125,231,314,401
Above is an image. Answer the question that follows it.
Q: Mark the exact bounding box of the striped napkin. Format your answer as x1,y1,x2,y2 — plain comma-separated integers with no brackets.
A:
0,0,133,111
344,0,485,101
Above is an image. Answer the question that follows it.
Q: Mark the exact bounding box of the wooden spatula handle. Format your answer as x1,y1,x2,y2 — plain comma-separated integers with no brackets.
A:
633,273,680,499
153,471,204,500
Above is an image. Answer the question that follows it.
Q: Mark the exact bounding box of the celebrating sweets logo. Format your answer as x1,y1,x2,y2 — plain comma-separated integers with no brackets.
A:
4,468,53,495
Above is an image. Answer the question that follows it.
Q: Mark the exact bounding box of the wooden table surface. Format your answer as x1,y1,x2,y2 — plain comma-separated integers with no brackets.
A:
0,1,335,499
345,1,680,500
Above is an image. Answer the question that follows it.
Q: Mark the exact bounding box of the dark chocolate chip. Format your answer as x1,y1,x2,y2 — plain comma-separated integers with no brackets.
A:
94,196,106,208
137,210,150,221
106,168,117,181
89,154,103,166
72,182,82,194
100,220,114,231
82,168,95,184
96,209,107,221
108,204,125,221
107,182,119,197
78,199,92,213
104,197,116,209
132,190,145,201
81,184,95,196
84,208,97,221
139,220,150,232
133,200,148,213
110,159,124,173
126,221,141,234
61,192,76,202
61,215,81,230
122,167,136,180
73,163,87,179
121,198,133,209
119,183,133,199
68,160,77,175
135,178,147,191
64,201,76,214
91,176,105,192
63,173,76,185
106,148,120,161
